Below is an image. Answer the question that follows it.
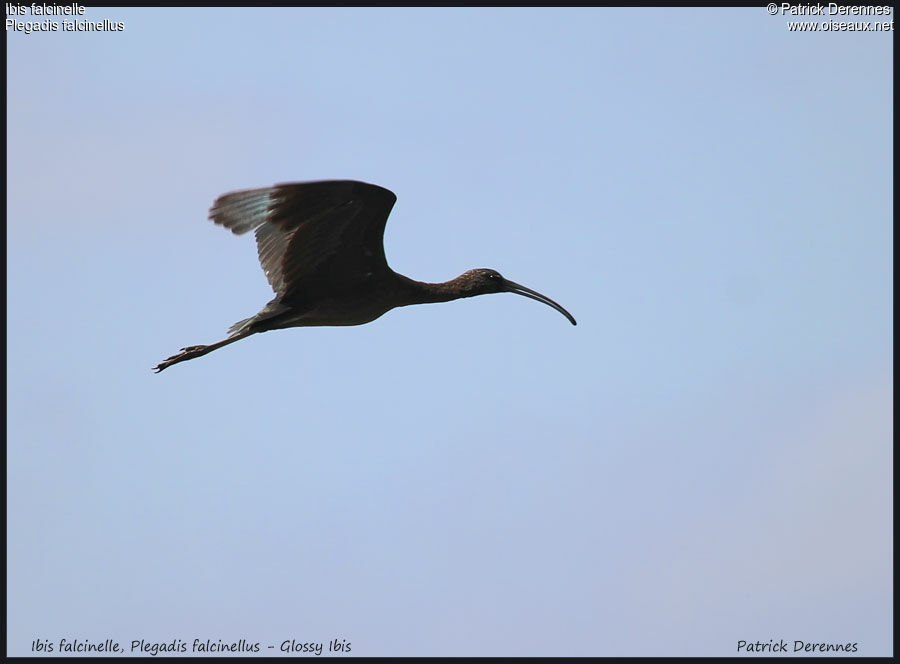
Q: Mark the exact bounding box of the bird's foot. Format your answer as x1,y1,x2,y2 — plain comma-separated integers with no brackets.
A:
152,359,174,374
152,344,209,373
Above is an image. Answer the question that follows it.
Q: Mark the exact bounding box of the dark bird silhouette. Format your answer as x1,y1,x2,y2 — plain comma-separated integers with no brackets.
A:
153,180,576,373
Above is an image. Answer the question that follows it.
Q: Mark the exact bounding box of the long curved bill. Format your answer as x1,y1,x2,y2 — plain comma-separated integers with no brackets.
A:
502,279,577,326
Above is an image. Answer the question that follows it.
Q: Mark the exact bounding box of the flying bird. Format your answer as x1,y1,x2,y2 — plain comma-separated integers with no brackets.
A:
153,180,576,373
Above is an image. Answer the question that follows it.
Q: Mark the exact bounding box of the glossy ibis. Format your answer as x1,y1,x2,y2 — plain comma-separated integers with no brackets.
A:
153,180,576,373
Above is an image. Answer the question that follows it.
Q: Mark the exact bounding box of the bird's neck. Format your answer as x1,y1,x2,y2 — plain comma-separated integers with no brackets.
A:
396,274,468,305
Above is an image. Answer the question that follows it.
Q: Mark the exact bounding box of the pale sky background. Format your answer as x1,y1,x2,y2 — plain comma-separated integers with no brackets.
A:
6,7,892,657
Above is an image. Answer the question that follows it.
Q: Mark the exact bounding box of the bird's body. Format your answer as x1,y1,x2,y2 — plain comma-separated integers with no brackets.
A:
154,180,575,373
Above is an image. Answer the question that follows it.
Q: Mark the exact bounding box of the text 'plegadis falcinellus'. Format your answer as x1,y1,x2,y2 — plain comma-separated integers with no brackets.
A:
153,180,576,373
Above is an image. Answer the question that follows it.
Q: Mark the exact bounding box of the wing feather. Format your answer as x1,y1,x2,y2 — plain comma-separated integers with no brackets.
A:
208,180,397,300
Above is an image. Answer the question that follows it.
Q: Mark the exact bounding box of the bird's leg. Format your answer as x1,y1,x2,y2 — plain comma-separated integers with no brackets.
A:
152,331,255,373
152,344,213,373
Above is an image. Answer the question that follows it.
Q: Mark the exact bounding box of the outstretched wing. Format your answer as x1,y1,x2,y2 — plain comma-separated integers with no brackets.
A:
209,180,397,301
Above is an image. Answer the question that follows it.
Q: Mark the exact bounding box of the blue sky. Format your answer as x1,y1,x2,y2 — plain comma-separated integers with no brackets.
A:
7,7,892,657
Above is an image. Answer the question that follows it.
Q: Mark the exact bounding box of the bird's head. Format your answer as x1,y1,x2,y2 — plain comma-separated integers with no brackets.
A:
455,268,577,325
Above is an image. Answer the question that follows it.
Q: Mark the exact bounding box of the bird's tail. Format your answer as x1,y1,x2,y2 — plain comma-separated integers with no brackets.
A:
227,316,255,336
227,301,292,336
